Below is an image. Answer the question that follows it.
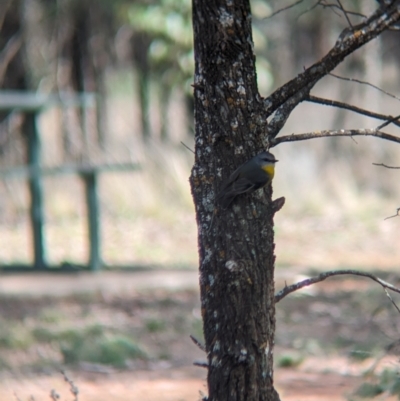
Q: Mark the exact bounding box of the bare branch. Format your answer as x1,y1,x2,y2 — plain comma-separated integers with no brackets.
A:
264,4,400,117
275,269,400,303
194,360,209,368
384,208,400,220
297,0,321,20
190,334,206,352
181,141,195,154
264,0,358,22
384,288,400,314
307,95,400,128
320,1,365,18
271,196,286,214
268,82,315,137
271,128,400,147
336,0,353,28
373,163,400,169
376,114,400,130
329,72,400,102
324,2,344,18
265,0,306,19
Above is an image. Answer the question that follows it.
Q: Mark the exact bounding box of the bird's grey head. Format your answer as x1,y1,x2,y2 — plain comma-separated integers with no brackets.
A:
257,151,278,165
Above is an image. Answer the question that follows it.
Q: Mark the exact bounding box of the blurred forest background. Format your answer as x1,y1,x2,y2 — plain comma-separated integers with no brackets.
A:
0,0,399,268
0,1,399,400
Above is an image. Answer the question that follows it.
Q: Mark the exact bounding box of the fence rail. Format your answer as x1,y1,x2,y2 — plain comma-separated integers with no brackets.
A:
0,90,140,271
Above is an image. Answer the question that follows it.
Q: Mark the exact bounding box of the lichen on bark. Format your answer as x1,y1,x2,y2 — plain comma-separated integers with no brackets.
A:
190,1,280,400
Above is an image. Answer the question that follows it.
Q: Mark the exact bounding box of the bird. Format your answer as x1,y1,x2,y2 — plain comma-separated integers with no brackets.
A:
216,151,278,209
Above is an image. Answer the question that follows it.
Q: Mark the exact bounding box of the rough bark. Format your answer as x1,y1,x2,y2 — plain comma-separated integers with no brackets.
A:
190,1,279,400
190,1,400,401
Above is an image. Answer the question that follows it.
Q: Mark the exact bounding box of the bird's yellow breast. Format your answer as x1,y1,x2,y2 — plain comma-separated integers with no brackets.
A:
261,164,275,179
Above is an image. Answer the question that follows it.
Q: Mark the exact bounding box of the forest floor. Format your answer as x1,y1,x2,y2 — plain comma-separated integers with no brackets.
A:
0,269,399,401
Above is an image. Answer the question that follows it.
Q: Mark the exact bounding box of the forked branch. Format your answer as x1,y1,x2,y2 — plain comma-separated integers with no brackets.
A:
264,3,400,121
373,163,400,169
275,269,400,304
270,129,400,147
268,83,316,137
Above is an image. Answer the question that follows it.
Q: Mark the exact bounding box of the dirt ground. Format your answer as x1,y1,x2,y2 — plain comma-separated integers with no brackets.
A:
0,368,366,401
0,269,400,401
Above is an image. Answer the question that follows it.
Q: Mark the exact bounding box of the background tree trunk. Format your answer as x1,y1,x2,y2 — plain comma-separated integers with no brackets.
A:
132,32,152,142
190,1,280,400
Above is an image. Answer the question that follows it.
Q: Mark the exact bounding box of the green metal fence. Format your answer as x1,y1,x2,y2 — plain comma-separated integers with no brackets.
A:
0,91,139,271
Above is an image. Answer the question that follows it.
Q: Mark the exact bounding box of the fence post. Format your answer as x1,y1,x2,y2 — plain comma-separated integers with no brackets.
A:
82,170,101,271
25,112,46,270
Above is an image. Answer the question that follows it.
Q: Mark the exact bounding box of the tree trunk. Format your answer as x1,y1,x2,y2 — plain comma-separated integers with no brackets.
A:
190,0,400,399
190,1,280,400
159,83,171,142
132,32,152,142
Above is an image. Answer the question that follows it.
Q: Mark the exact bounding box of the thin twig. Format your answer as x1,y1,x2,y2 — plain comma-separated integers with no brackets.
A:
190,334,206,352
384,208,400,220
297,0,321,20
323,1,343,18
307,95,400,128
372,163,400,169
336,0,353,27
264,0,305,19
181,141,195,154
194,360,209,368
275,269,400,303
264,5,400,115
376,113,400,130
271,128,400,147
384,288,400,314
320,1,365,18
329,73,400,102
